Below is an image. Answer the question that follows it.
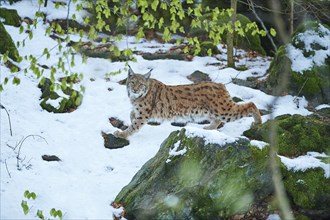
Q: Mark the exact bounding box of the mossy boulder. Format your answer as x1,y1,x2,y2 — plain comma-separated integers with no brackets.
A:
244,109,330,218
282,167,330,218
0,21,20,61
244,109,330,157
265,21,330,106
190,13,266,55
0,8,21,27
114,125,330,219
114,129,276,219
38,78,83,113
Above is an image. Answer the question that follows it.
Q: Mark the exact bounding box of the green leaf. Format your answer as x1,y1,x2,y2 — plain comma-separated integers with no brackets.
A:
50,208,56,216
21,200,29,215
13,77,20,85
270,28,277,37
28,191,35,200
24,190,30,198
56,210,63,219
151,0,159,11
19,26,24,34
160,2,167,10
207,48,212,56
37,210,44,220
29,31,33,40
75,96,81,106
61,79,67,90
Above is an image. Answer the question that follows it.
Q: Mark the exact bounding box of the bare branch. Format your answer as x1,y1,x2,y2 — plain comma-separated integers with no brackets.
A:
16,135,48,171
247,0,277,53
5,159,11,178
0,103,13,136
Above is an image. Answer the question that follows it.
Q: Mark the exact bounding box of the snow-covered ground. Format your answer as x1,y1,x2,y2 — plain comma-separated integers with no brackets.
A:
0,1,328,219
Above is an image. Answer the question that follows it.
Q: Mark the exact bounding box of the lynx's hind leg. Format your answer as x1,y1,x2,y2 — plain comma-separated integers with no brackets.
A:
237,102,262,125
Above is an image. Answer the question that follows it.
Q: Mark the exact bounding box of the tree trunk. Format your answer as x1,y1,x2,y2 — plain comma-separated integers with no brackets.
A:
227,0,237,68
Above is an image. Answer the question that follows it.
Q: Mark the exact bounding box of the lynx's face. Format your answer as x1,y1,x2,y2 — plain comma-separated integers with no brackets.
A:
127,68,152,99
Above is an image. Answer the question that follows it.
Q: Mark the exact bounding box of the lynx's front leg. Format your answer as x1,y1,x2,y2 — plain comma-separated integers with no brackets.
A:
114,114,148,139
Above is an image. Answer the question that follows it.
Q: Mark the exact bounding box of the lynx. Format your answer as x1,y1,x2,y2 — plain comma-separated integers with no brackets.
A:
114,67,262,139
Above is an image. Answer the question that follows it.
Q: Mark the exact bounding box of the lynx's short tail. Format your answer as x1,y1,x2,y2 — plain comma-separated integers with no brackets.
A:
234,102,262,125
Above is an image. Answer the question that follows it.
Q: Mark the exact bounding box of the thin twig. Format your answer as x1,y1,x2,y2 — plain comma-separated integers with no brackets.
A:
293,78,309,102
0,104,13,136
16,135,48,170
247,0,277,53
5,159,11,178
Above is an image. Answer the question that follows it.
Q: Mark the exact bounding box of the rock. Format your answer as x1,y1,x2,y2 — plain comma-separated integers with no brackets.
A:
38,78,83,113
42,155,61,162
170,122,187,127
73,42,128,61
264,21,330,106
282,167,330,219
50,19,88,33
243,109,330,218
114,129,274,219
0,8,21,27
232,78,260,89
232,96,243,103
141,52,187,61
147,121,161,126
187,70,211,83
243,109,330,157
114,124,330,219
0,21,20,61
102,132,129,149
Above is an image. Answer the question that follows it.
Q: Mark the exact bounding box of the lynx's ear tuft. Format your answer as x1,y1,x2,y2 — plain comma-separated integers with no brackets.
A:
128,65,135,77
144,69,152,79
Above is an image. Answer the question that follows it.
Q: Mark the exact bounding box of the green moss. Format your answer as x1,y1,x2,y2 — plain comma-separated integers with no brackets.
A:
0,8,21,27
0,21,19,61
244,113,330,157
282,167,330,210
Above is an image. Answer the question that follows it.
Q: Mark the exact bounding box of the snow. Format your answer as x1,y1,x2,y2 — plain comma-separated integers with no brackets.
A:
315,104,330,110
185,126,238,146
0,2,325,219
267,214,281,220
286,23,330,73
166,140,187,163
250,140,269,150
279,152,330,178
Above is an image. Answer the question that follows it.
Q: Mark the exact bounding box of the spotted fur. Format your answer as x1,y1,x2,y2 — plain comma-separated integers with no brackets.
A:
114,68,262,139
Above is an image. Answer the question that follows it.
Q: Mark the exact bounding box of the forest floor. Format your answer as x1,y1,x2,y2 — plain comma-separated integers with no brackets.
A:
0,1,327,219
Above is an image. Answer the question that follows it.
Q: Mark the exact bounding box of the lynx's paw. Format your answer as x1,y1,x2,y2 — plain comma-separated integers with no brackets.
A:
251,121,261,127
114,130,128,139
